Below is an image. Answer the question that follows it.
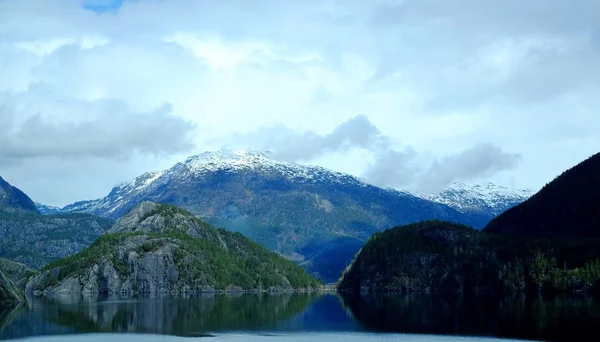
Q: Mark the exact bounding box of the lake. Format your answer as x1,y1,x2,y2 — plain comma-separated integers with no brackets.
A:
1,292,599,341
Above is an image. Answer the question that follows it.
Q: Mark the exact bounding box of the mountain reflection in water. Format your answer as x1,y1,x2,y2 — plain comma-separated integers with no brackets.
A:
1,293,600,341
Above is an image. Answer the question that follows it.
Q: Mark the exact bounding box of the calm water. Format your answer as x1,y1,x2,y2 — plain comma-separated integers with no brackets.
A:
1,293,600,341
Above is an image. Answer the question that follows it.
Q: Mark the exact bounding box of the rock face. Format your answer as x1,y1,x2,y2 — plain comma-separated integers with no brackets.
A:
26,202,320,297
0,258,34,290
0,176,38,214
0,269,24,304
0,213,114,268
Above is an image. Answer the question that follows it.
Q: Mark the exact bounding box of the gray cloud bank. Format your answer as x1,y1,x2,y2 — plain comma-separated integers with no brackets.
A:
0,88,195,161
233,116,522,193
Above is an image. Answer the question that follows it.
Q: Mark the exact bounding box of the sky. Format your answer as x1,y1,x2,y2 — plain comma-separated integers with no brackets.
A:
0,0,599,206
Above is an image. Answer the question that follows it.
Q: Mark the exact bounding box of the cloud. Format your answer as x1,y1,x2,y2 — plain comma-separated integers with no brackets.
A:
229,115,522,192
1,0,599,205
0,87,195,161
417,144,523,193
230,115,385,161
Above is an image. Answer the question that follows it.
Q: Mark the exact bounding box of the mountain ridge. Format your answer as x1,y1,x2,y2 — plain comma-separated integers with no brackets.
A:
0,176,39,214
424,182,533,217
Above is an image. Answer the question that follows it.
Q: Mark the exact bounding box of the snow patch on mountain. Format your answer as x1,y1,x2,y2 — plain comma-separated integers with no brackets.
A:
423,182,534,216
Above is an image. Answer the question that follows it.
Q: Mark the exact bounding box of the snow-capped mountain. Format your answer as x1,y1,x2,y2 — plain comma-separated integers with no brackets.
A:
35,151,532,281
35,202,62,215
424,182,534,217
39,150,492,282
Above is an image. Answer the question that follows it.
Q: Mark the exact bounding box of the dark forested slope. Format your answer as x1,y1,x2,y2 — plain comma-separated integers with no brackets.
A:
338,221,600,294
484,152,600,238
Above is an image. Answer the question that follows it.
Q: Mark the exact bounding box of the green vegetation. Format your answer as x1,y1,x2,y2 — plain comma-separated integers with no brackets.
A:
338,220,600,294
37,203,321,292
40,232,139,284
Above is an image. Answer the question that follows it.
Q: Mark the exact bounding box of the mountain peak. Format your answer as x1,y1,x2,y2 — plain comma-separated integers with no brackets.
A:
106,201,218,241
184,150,271,167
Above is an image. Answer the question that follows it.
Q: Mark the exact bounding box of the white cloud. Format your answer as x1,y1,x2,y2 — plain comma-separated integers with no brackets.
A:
0,0,599,205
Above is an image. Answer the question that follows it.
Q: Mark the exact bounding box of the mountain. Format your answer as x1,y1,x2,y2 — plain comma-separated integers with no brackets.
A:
0,212,114,269
37,200,101,216
425,182,533,218
337,220,600,294
484,152,600,238
0,176,38,214
43,151,501,282
26,202,321,297
0,174,114,269
35,203,63,215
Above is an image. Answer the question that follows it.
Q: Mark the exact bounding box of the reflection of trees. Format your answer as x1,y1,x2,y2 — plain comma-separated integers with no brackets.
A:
340,293,600,341
0,304,22,333
34,293,318,336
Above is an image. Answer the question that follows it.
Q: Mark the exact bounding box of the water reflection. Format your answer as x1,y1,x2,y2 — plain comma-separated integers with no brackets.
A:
2,293,600,341
0,293,320,340
340,293,600,341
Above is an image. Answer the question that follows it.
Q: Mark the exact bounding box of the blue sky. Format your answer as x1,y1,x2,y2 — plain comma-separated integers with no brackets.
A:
82,0,125,13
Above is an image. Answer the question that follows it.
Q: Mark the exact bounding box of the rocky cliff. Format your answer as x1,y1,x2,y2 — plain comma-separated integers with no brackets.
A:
26,202,320,298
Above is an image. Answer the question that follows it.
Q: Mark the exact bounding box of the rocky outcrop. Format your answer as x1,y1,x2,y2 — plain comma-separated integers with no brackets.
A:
0,269,24,304
26,202,321,297
0,258,34,291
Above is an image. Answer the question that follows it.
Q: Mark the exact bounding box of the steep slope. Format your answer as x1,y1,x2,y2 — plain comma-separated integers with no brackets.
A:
48,151,488,282
0,258,34,286
0,176,38,214
484,152,600,238
0,269,24,304
425,182,533,218
26,202,321,297
338,221,600,294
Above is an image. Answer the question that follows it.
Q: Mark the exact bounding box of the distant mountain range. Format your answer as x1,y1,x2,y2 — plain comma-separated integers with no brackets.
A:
34,151,532,282
0,177,113,269
425,182,534,217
